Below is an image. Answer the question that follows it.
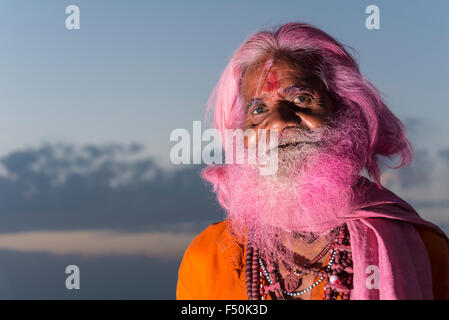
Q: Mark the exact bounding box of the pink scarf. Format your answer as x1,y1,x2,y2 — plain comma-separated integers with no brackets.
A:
344,178,449,299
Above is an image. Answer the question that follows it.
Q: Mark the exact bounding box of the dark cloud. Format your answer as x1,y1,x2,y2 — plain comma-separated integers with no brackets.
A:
439,148,449,165
377,117,437,190
401,117,432,146
396,149,432,190
380,149,433,191
0,143,223,233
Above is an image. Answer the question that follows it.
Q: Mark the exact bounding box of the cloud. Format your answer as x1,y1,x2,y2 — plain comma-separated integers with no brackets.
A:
0,163,16,181
379,147,449,231
381,148,449,200
380,149,433,190
439,148,449,165
0,230,196,259
0,143,223,233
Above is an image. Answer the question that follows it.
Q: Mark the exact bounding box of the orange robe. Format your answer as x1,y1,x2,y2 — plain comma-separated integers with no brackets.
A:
177,219,449,300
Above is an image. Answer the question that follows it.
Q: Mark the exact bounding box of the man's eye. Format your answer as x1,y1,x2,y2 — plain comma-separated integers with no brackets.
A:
252,105,266,115
293,94,312,105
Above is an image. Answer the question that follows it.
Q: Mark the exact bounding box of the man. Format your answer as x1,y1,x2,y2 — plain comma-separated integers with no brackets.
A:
176,22,449,300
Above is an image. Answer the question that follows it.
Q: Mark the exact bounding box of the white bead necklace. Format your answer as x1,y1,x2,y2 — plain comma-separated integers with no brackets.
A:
258,230,339,297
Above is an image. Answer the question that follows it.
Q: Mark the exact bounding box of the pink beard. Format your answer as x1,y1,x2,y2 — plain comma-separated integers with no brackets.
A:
202,116,367,263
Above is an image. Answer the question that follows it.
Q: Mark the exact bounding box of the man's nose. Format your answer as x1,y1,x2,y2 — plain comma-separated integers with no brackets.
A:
264,101,322,134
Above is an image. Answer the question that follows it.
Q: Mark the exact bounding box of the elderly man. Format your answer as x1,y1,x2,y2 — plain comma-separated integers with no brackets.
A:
176,22,449,300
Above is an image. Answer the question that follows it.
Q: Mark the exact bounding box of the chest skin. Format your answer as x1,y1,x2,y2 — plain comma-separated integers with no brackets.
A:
270,232,332,300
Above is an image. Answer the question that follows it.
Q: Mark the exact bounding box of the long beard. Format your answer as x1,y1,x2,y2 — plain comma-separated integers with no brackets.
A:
202,114,367,265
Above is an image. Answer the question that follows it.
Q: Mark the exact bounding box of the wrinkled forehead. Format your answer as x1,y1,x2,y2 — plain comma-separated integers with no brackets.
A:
240,54,316,102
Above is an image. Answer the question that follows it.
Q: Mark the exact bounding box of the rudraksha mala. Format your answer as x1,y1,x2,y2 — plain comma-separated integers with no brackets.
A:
245,223,353,300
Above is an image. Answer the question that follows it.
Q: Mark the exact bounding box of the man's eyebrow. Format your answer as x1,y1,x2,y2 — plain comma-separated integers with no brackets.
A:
245,97,264,111
244,85,317,111
282,85,316,96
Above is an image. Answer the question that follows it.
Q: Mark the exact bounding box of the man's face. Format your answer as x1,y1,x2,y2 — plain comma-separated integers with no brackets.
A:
206,56,363,255
241,56,335,148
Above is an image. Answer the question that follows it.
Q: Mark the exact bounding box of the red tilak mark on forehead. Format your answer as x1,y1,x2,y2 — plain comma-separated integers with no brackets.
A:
263,70,280,92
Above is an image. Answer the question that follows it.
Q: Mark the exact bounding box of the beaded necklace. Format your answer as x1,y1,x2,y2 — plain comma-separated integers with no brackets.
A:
245,223,353,300
259,247,336,297
278,232,334,293
258,228,339,298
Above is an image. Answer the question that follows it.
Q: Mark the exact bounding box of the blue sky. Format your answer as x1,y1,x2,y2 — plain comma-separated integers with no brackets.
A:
1,0,449,161
0,0,448,298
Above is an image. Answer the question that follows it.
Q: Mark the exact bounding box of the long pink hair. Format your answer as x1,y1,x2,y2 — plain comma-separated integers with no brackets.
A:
204,22,412,188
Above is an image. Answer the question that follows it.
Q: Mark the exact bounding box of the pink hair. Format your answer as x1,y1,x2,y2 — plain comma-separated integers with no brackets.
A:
204,22,412,186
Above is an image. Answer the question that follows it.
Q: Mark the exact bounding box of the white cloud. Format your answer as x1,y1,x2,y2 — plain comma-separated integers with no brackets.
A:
0,230,196,259
382,150,449,202
0,163,16,181
21,143,164,189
